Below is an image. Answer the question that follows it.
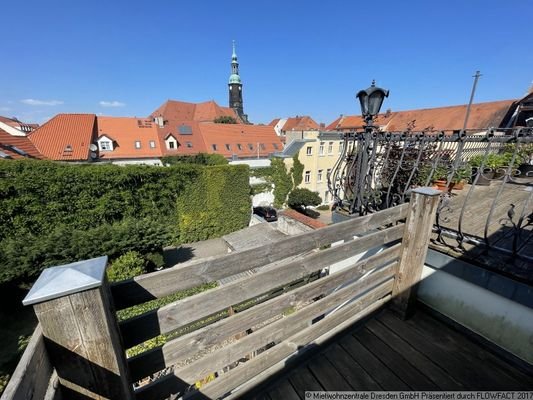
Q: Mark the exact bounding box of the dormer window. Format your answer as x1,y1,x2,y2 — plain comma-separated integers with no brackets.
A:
64,145,73,153
100,141,112,151
97,135,115,151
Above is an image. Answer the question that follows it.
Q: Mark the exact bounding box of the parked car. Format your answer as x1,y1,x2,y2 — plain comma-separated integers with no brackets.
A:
253,206,278,222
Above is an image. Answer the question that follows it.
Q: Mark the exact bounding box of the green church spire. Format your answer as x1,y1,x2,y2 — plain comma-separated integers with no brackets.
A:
229,40,241,84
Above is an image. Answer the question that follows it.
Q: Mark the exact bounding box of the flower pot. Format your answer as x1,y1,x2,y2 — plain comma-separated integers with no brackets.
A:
518,163,533,178
472,168,493,186
433,179,449,191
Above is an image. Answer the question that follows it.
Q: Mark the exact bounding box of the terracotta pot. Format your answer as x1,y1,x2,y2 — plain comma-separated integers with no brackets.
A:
433,179,448,191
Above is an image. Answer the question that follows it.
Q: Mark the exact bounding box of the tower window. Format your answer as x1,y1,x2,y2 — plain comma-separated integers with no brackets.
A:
212,144,218,151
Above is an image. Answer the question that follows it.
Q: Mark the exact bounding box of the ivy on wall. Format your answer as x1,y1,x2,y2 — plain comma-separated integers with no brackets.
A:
290,153,304,188
0,160,250,285
270,158,293,208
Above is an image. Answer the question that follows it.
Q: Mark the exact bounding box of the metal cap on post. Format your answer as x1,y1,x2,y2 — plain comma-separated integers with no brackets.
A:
23,256,134,399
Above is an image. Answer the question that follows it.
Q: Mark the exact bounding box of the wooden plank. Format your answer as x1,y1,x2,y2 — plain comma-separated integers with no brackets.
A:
192,295,391,399
43,370,61,400
339,334,409,390
33,284,134,399
392,188,441,318
365,318,465,389
353,327,439,390
323,343,381,390
112,204,408,309
134,375,189,400
404,310,533,389
377,311,503,389
120,224,404,348
128,246,401,382
173,275,394,384
287,367,324,399
266,379,300,400
307,356,352,391
0,326,54,400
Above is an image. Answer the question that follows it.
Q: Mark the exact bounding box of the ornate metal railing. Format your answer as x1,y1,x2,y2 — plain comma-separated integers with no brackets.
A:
328,127,533,266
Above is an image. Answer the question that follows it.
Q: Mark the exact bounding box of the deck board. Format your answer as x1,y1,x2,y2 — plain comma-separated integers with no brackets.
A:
242,306,533,398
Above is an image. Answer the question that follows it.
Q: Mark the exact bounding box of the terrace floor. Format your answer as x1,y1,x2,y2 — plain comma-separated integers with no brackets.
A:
428,180,533,281
241,306,533,399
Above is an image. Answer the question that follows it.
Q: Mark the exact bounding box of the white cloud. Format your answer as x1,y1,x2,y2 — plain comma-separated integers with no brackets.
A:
99,100,125,107
21,99,64,106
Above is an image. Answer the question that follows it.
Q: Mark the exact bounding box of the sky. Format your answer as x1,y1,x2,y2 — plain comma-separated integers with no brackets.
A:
1,0,532,125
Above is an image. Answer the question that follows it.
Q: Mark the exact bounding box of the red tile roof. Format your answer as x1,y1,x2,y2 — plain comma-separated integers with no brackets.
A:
280,209,327,230
150,99,242,123
96,117,163,160
28,114,96,161
198,123,283,158
268,118,280,127
0,128,43,159
326,100,515,132
0,116,39,133
281,116,320,132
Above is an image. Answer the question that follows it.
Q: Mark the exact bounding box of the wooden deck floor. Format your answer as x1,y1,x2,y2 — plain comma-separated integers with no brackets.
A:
242,307,533,399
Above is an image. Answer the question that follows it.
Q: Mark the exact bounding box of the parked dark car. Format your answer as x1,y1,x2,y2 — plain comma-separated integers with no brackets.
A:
253,206,278,222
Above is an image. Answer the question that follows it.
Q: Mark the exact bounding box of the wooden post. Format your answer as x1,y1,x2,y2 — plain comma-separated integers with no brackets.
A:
392,187,441,319
23,256,134,399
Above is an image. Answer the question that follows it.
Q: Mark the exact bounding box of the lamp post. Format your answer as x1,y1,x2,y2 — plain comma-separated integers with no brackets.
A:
351,80,389,215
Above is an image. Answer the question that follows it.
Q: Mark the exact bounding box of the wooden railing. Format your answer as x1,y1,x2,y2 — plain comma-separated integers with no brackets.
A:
2,188,440,400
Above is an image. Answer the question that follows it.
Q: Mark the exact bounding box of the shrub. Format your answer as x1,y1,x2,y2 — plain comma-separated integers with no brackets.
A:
288,188,322,210
107,251,147,282
162,153,228,166
213,116,237,124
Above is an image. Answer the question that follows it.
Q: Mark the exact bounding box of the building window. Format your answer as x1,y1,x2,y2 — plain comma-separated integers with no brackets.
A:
237,144,242,151
259,143,266,150
169,141,175,149
248,143,254,150
225,144,231,151
328,142,333,154
306,146,312,156
100,141,111,151
135,141,141,149
186,142,193,148
273,143,279,150
305,170,311,184
317,169,323,182
212,144,218,151
149,140,156,149
319,142,325,156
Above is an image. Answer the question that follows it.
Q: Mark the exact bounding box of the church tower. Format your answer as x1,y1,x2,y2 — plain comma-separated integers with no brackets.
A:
228,41,248,123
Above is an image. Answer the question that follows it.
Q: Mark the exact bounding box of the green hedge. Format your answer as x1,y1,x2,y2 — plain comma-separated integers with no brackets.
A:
161,153,228,166
177,165,251,242
0,160,250,285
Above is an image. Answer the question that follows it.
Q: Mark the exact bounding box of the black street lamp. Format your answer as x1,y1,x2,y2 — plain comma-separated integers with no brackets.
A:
356,80,389,125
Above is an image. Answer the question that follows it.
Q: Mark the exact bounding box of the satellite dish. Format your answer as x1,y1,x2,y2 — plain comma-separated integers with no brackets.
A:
90,152,97,159
89,144,98,151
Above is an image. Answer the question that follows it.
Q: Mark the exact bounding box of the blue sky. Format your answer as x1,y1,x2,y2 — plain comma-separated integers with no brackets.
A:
1,0,532,125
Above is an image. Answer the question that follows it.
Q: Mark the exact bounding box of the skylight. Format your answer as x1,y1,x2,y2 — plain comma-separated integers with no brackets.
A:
178,125,192,135
8,146,28,156
0,150,12,159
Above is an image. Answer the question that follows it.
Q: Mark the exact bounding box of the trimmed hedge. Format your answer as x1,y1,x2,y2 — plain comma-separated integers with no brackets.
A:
0,160,250,285
176,165,251,242
161,153,228,166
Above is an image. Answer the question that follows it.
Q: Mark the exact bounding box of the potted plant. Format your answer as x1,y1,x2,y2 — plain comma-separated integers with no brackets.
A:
428,165,470,191
504,143,533,178
468,153,507,185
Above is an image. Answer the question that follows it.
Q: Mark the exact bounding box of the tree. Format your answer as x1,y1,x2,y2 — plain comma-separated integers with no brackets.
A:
214,116,237,124
288,188,322,211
